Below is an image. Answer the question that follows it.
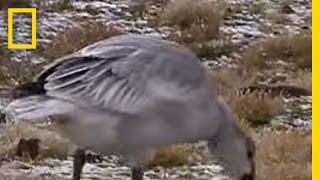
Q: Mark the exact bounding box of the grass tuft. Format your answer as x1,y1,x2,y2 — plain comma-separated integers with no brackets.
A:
222,92,285,127
242,33,312,71
38,22,125,60
189,39,238,59
160,0,226,43
254,130,311,180
49,0,74,12
0,58,43,87
147,144,193,168
0,124,73,161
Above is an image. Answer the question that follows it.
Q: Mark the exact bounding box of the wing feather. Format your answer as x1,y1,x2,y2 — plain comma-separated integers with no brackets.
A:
41,47,152,113
37,36,206,115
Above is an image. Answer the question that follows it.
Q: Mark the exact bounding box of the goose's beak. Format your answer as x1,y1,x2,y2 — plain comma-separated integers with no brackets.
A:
240,173,255,180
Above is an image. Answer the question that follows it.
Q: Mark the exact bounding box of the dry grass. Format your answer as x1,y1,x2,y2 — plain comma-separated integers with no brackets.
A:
47,0,74,12
211,69,285,127
160,0,226,43
0,0,31,9
0,58,43,87
189,39,238,59
0,124,73,161
0,41,43,94
253,130,311,180
157,0,233,59
147,144,193,168
0,39,41,87
242,33,312,72
223,92,285,127
38,22,125,60
0,59,41,86
285,70,312,92
209,68,258,98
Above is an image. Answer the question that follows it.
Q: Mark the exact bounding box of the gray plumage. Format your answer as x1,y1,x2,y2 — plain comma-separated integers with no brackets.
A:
6,34,255,180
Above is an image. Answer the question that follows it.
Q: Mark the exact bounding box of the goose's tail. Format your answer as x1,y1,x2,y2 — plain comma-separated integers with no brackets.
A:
5,82,75,123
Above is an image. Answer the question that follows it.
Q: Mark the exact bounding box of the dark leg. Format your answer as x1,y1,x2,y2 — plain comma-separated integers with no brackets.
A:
73,148,86,180
131,166,144,180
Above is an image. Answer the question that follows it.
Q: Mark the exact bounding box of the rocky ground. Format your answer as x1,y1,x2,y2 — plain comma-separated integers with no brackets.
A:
0,0,312,179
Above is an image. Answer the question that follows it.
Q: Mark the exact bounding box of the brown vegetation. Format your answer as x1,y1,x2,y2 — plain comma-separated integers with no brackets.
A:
236,84,311,98
285,70,312,92
0,124,72,161
159,0,226,43
38,22,125,60
242,32,312,71
254,130,311,180
189,39,238,59
0,0,31,9
157,0,237,59
0,0,73,10
147,144,193,168
223,92,285,127
0,58,43,87
47,0,74,12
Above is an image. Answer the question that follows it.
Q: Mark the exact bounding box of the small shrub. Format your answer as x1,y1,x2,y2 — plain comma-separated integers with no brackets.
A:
223,92,285,127
0,57,43,87
0,39,43,89
49,0,74,12
255,130,311,180
160,0,226,42
242,33,312,71
38,22,125,60
209,69,256,97
147,144,193,168
0,124,72,161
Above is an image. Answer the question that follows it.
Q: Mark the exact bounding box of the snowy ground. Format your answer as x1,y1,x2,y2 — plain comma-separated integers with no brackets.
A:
0,0,311,179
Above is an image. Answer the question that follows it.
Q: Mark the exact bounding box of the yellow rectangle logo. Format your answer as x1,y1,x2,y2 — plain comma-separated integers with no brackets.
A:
8,8,37,49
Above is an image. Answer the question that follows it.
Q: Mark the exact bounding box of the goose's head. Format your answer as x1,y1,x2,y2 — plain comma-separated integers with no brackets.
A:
208,125,256,180
207,103,256,180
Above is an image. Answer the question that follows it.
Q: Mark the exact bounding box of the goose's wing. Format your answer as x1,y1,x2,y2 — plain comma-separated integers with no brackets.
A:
39,36,207,114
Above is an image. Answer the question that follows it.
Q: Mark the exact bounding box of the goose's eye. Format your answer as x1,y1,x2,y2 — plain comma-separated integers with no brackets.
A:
247,150,254,159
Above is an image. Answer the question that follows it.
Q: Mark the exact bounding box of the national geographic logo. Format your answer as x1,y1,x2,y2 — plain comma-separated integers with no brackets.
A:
7,8,37,49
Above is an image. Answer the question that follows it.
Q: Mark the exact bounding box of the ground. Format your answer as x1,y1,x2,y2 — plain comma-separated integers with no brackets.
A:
0,0,312,179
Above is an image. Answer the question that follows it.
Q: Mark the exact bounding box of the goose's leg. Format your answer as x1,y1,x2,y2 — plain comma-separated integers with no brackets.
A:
131,166,144,180
73,148,86,180
129,147,156,180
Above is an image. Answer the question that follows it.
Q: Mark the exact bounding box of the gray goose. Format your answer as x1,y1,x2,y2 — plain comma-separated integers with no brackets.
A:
6,34,255,180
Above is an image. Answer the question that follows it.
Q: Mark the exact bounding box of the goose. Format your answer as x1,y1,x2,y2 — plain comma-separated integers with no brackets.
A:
6,34,255,180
